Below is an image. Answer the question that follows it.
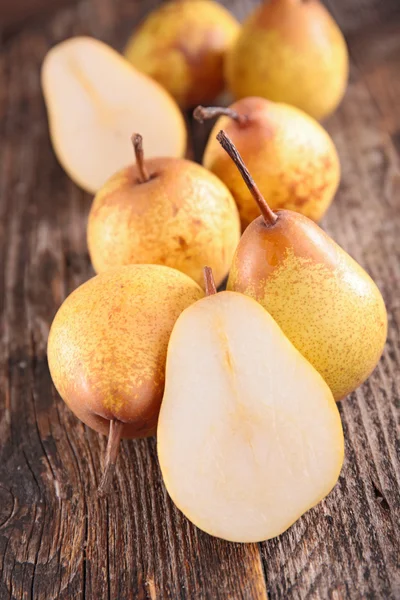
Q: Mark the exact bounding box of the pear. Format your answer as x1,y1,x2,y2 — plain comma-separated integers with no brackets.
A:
225,0,349,120
194,97,340,230
215,131,387,400
124,0,240,109
41,37,186,193
87,134,240,289
47,264,204,493
158,267,344,542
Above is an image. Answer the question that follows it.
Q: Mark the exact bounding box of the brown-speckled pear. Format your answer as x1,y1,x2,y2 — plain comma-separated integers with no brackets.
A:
124,0,240,109
87,134,240,289
194,98,340,230
47,264,204,492
217,132,387,401
225,0,349,120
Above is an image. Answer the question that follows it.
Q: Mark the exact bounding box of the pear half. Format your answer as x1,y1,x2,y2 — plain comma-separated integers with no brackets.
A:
158,287,344,543
41,37,186,193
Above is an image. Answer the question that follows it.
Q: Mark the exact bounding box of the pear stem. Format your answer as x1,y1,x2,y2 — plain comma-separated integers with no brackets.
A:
216,130,278,226
204,266,217,296
194,106,248,126
98,419,124,496
132,133,150,183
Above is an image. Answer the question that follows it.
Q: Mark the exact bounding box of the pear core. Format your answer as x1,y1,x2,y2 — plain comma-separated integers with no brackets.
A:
42,37,186,193
158,291,344,542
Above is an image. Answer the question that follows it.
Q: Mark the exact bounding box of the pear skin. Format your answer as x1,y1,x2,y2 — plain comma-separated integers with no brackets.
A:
47,264,204,491
125,0,240,108
228,211,387,400
195,97,340,230
41,37,186,193
225,0,349,120
216,131,387,400
48,265,203,437
87,136,241,289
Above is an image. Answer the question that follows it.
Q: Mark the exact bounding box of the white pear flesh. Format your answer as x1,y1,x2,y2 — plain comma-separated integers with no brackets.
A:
158,291,344,543
41,37,186,193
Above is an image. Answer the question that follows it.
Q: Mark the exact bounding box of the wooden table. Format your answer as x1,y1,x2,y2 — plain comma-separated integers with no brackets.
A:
0,1,399,598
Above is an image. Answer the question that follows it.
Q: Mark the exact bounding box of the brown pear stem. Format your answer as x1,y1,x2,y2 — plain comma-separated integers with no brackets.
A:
98,419,124,496
132,133,150,183
193,106,248,126
204,266,217,296
216,130,278,226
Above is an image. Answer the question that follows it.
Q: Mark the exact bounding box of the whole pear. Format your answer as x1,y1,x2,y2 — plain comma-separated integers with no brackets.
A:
124,0,240,108
217,132,387,400
195,97,340,230
225,0,349,120
87,134,240,289
47,264,204,492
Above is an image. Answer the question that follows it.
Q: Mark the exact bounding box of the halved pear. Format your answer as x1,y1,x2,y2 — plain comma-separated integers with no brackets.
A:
41,37,186,193
158,285,344,543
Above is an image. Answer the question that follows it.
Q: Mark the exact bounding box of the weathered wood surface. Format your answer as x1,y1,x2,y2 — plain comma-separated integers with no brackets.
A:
0,1,399,598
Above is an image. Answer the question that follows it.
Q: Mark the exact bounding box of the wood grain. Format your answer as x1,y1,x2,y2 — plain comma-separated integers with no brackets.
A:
0,1,399,599
324,0,400,34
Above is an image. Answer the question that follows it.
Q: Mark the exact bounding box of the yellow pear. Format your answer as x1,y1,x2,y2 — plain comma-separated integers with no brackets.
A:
47,264,204,492
195,97,340,230
225,0,349,120
41,36,186,193
216,131,387,400
87,134,240,289
125,0,240,108
158,267,344,542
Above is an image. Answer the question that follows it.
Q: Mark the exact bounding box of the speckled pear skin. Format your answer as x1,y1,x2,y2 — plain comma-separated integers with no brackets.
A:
125,0,240,108
202,97,340,230
87,157,240,289
227,211,387,400
47,265,204,438
225,0,348,121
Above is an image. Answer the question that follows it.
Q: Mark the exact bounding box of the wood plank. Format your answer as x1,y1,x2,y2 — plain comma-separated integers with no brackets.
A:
0,0,78,35
258,32,400,600
0,2,268,599
323,0,400,34
349,23,400,138
0,0,399,598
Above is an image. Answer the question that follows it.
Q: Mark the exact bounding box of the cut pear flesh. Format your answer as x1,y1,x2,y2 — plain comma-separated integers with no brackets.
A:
158,292,344,542
41,37,186,193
